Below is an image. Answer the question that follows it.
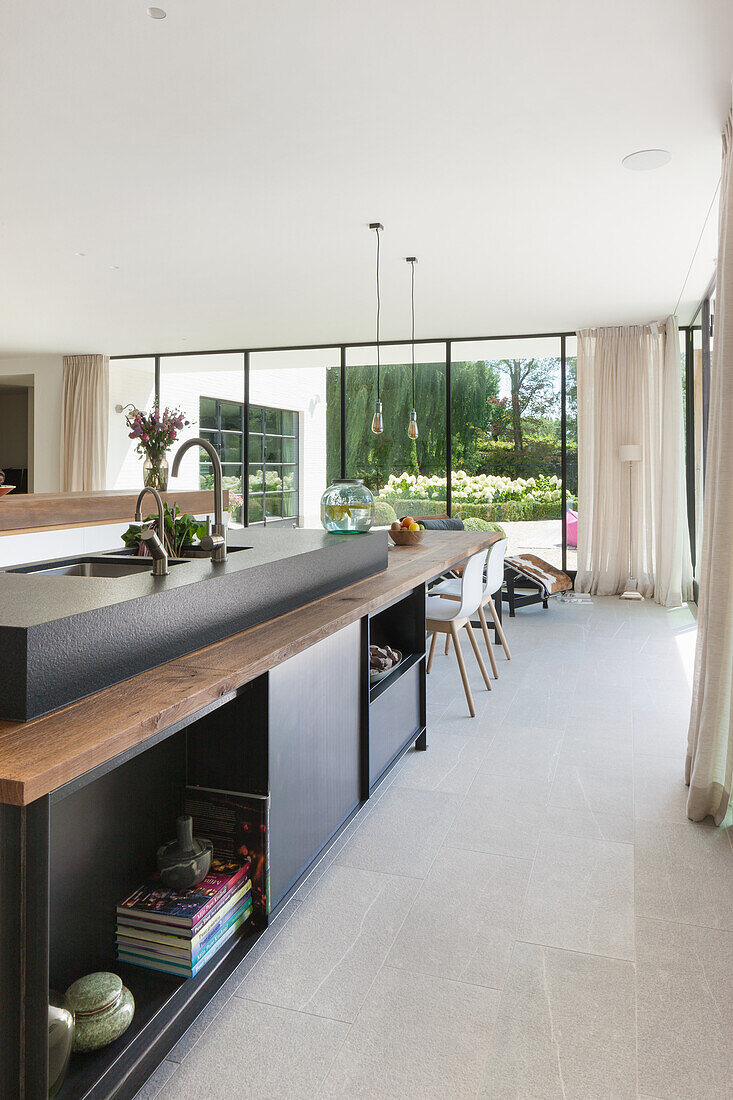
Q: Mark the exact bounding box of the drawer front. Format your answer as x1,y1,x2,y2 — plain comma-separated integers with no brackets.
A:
369,661,421,786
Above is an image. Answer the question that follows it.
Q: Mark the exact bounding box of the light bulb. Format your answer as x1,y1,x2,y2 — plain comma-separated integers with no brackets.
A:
371,399,384,435
408,409,419,440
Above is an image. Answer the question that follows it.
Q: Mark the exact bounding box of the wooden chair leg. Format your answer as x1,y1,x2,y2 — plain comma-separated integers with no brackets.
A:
465,621,492,691
478,605,499,679
427,630,438,674
449,621,475,717
444,633,450,656
487,596,511,659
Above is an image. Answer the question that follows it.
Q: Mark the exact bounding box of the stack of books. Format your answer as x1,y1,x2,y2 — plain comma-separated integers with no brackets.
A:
116,858,252,978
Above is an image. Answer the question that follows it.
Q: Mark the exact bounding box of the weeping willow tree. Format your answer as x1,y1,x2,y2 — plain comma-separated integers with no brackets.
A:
326,359,501,488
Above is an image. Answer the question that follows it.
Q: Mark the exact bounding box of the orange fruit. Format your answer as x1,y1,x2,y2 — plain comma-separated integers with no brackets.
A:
402,516,414,528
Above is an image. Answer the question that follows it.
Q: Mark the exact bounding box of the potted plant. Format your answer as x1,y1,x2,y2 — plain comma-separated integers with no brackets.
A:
123,403,190,491
121,503,207,559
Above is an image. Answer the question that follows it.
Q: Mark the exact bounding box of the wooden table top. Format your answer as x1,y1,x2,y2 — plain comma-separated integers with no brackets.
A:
0,530,497,806
0,489,229,535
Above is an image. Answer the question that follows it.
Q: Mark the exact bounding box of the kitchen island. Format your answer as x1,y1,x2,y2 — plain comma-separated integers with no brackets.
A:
0,530,496,1100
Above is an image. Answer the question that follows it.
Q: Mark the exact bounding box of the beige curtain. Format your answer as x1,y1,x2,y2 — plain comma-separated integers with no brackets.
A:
576,318,693,606
60,355,109,491
686,107,733,825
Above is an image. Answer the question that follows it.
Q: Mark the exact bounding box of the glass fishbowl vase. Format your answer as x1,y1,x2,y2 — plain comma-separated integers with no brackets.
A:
320,479,375,534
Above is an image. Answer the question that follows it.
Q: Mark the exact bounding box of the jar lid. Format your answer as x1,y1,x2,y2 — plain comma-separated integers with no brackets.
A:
331,478,364,485
65,972,123,1017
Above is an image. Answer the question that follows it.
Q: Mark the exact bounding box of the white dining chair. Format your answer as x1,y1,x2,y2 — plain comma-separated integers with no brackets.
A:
426,549,492,717
432,538,512,677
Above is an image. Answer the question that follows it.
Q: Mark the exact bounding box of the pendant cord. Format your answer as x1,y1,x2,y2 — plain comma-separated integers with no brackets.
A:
374,225,378,398
410,259,416,409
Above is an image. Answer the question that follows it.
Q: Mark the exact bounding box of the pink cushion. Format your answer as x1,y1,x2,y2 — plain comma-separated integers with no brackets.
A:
566,510,578,548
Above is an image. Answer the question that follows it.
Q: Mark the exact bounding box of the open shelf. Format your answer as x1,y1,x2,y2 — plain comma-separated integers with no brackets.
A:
57,929,261,1100
50,679,269,1100
369,651,424,704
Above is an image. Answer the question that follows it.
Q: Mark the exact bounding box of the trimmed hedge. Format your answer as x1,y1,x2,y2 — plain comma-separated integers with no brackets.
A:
378,495,561,522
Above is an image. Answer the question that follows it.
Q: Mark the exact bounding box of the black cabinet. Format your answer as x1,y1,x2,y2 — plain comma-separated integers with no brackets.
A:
268,621,362,908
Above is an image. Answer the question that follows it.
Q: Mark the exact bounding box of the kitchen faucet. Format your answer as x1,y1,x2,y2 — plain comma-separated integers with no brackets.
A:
134,487,169,576
171,437,228,563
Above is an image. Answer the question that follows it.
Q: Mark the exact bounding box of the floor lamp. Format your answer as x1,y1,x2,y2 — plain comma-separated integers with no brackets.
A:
619,444,643,601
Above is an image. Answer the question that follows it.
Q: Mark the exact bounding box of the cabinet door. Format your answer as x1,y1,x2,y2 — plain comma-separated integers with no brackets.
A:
268,621,362,907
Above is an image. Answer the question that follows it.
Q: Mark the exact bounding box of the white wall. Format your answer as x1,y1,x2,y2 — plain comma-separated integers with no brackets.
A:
0,356,63,490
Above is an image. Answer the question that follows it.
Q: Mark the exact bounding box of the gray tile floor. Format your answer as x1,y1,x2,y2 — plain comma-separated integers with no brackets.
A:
135,596,733,1100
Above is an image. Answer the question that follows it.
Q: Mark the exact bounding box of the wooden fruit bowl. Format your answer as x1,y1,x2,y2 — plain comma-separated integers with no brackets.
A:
389,528,426,547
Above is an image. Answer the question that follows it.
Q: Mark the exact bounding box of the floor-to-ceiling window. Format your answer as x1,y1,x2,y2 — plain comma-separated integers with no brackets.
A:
109,331,582,567
565,336,578,572
107,357,157,491
249,349,340,528
344,344,447,524
159,353,246,524
450,337,566,567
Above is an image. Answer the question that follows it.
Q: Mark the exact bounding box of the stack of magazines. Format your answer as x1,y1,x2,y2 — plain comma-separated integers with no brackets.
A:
116,858,252,978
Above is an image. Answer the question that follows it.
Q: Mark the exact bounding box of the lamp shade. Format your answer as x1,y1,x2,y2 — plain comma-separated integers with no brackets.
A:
619,444,642,463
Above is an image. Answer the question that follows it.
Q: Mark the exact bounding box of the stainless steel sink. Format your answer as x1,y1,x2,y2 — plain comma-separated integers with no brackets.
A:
8,556,190,578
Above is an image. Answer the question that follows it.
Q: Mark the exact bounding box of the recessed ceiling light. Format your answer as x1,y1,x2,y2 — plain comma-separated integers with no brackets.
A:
111,264,120,270
75,251,86,257
622,149,671,171
147,7,167,18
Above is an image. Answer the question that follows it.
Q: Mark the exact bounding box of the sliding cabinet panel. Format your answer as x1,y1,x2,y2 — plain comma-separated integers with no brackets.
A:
268,621,361,906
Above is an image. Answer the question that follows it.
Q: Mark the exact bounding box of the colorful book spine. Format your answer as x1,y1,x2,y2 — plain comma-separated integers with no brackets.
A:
117,881,251,944
117,891,251,963
118,904,252,978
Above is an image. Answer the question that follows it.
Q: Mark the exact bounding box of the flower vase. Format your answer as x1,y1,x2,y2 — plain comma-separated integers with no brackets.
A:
143,455,169,491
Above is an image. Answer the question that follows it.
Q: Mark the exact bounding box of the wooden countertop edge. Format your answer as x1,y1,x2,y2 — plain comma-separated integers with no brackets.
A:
0,532,497,806
0,489,229,535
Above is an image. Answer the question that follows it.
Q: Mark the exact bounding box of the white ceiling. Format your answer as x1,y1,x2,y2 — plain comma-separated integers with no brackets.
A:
1,0,731,356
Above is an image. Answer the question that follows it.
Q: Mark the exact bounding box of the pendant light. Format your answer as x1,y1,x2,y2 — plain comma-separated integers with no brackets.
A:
406,256,418,440
369,222,385,434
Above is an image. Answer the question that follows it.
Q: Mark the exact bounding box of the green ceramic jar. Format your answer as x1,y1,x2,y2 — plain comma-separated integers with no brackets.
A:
65,972,135,1053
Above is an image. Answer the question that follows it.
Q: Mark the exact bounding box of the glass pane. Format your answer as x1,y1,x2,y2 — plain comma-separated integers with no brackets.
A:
265,407,281,434
248,464,264,492
265,436,282,463
220,401,243,431
220,431,243,464
160,353,244,488
283,492,297,517
692,324,704,582
221,463,242,480
248,495,263,523
249,348,338,528
108,357,157,490
264,465,283,491
282,467,296,491
199,461,214,489
200,427,219,447
199,396,218,430
265,492,283,518
565,336,578,573
248,433,262,462
451,337,563,565
249,406,264,433
345,343,447,526
281,436,296,464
